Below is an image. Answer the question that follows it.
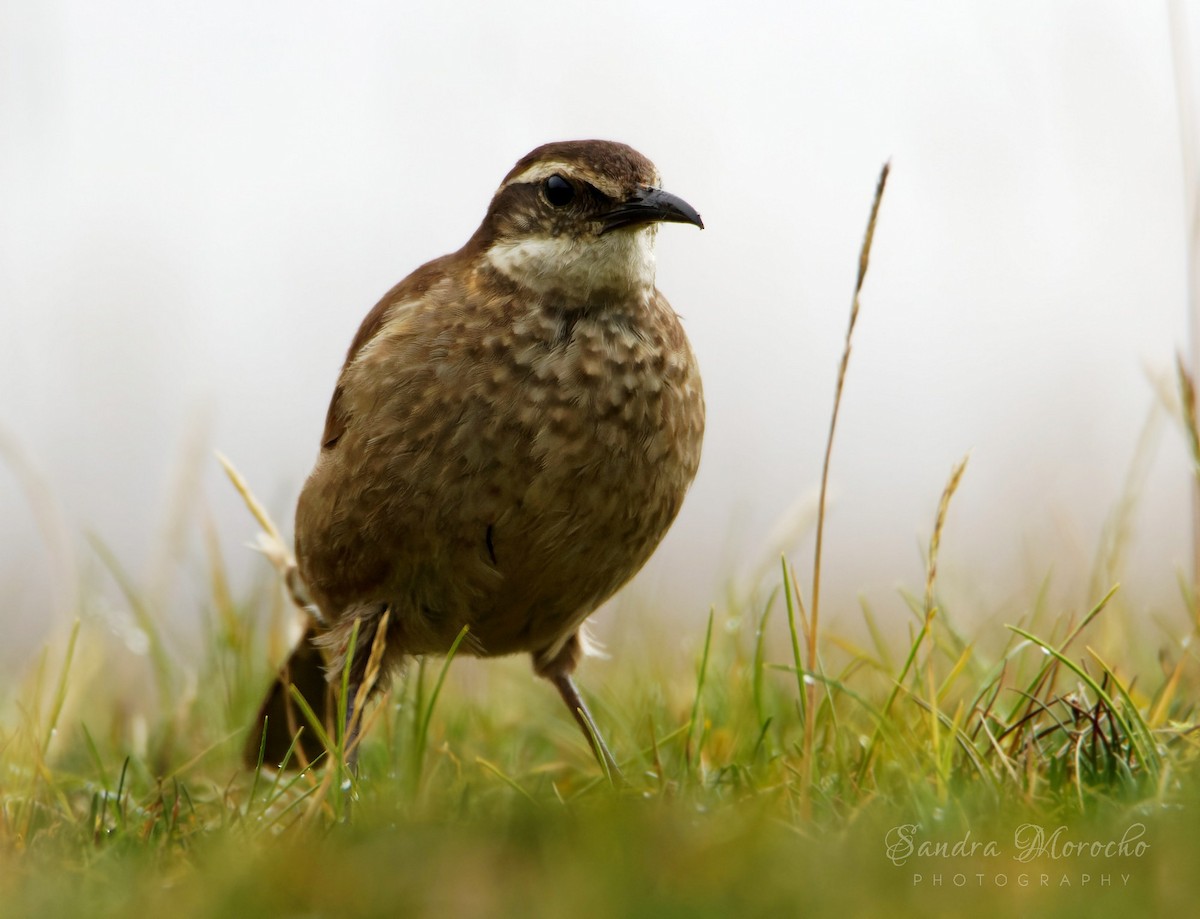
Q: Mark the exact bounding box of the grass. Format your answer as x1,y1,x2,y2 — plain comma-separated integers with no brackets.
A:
4,165,1200,917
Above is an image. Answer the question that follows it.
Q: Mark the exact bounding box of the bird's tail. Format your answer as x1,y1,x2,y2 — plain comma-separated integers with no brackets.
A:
243,626,333,770
217,452,330,768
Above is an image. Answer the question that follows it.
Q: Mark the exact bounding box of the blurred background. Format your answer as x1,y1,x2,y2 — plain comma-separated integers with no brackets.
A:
2,1,1198,667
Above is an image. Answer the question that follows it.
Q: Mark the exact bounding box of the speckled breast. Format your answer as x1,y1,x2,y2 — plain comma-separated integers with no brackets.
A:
295,283,704,662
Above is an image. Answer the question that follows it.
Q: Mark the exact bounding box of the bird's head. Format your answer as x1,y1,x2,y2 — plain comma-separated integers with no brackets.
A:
470,140,703,302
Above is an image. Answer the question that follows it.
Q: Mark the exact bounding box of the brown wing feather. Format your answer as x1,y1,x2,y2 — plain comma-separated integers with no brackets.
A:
319,253,459,449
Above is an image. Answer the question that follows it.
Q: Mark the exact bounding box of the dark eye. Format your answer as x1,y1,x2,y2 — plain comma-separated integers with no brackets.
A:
543,175,575,207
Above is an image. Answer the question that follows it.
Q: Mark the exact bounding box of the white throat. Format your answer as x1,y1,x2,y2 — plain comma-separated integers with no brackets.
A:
485,226,657,300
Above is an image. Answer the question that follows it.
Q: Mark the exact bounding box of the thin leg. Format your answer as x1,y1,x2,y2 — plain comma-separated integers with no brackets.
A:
549,671,624,784
328,603,392,774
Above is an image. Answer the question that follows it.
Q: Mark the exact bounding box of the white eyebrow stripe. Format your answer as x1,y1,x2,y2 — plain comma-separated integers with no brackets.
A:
503,161,581,187
501,160,626,198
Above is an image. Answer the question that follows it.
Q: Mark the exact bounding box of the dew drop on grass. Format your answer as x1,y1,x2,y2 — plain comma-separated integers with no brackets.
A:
340,779,352,792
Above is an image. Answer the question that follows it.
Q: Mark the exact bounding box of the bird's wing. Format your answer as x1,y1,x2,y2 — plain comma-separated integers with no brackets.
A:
319,255,456,449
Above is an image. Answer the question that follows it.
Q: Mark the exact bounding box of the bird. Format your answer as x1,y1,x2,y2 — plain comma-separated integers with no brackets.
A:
245,139,704,778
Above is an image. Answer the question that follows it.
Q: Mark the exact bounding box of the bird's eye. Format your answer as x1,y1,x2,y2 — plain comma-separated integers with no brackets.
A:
543,175,575,207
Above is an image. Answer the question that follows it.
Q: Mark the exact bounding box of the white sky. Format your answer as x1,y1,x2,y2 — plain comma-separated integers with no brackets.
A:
2,1,1198,661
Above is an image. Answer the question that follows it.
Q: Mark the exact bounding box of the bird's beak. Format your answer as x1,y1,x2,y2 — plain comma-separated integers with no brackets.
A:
601,186,704,234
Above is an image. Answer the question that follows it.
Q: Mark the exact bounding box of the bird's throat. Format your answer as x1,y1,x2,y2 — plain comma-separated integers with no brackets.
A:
484,227,657,301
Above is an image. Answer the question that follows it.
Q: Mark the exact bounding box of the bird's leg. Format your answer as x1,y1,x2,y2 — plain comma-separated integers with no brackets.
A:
535,633,624,782
331,605,393,774
549,670,624,784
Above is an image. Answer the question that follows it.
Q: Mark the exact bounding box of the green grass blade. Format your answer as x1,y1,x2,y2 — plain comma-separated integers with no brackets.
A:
1007,625,1160,779
412,625,470,793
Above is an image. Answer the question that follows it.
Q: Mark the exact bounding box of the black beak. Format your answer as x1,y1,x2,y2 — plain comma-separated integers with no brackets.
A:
601,186,704,234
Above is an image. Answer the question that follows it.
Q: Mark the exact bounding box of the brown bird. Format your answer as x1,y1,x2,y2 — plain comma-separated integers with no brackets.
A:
247,140,704,777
